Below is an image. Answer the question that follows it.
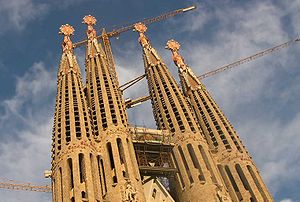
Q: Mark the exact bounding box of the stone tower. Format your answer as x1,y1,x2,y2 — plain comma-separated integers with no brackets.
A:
166,39,273,202
133,22,231,202
51,24,103,202
83,16,145,202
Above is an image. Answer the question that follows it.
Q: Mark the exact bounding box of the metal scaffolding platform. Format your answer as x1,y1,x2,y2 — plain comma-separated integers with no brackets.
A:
129,126,177,177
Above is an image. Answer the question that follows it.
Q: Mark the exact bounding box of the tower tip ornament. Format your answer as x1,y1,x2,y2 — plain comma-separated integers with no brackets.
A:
59,24,75,36
166,39,187,70
83,15,100,55
134,22,150,48
166,39,181,52
59,24,75,67
133,22,147,33
82,15,97,25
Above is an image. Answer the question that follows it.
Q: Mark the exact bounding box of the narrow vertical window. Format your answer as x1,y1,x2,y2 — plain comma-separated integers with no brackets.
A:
235,164,256,200
107,142,115,169
68,158,74,189
198,145,217,184
225,165,242,201
79,153,85,183
178,146,194,184
96,155,104,196
107,142,117,183
187,144,205,182
172,151,185,189
247,165,268,201
117,138,128,177
59,167,63,201
97,156,107,195
90,154,100,200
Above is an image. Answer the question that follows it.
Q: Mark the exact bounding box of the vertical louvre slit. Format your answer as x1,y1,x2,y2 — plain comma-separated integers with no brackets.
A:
247,165,268,201
225,165,242,200
198,145,217,184
172,151,185,189
79,153,85,183
178,146,194,184
187,144,205,182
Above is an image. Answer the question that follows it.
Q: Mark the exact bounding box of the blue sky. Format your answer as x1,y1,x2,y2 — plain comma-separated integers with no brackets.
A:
0,0,299,201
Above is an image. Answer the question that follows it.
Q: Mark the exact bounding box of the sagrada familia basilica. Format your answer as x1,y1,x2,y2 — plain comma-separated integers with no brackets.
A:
50,13,273,201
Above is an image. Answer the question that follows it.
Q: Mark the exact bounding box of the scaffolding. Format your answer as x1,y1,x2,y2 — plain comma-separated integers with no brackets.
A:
129,126,177,177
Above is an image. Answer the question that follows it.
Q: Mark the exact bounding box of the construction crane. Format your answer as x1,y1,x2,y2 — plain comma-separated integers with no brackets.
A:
73,5,196,48
122,36,300,107
198,37,300,79
0,180,51,193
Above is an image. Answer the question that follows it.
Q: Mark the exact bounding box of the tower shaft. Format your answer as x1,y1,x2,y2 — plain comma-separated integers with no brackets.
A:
134,23,231,202
51,25,102,202
83,16,145,202
166,39,273,202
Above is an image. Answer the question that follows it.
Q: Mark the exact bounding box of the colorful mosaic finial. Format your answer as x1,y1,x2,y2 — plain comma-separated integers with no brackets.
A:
59,24,75,36
134,22,147,33
166,39,180,52
83,15,97,26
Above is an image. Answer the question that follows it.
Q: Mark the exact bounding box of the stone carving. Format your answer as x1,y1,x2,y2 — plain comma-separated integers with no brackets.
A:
216,184,232,202
166,39,205,91
59,24,75,67
124,182,137,201
83,15,100,56
166,39,187,71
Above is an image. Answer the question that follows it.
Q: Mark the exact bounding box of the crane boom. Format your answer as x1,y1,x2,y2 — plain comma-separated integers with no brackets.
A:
198,37,300,79
73,5,196,48
0,181,51,193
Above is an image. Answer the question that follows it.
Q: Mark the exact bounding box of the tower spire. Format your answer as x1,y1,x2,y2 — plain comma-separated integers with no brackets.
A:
134,23,231,202
166,39,273,201
83,16,145,202
51,24,103,202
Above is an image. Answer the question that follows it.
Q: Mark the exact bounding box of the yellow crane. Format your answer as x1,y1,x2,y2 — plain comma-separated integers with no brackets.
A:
0,180,51,193
73,5,196,48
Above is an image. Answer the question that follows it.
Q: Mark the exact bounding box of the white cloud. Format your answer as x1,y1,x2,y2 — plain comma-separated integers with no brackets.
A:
0,0,48,31
0,62,55,201
280,199,293,202
0,0,95,33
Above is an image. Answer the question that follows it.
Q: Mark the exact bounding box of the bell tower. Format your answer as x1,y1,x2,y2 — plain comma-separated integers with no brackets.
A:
83,15,146,202
51,24,103,202
134,22,232,202
166,39,273,202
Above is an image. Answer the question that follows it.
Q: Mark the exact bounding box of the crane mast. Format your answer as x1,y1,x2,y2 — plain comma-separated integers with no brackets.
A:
0,181,51,193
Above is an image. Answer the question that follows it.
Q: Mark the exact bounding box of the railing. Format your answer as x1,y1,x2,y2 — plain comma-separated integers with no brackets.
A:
129,126,173,145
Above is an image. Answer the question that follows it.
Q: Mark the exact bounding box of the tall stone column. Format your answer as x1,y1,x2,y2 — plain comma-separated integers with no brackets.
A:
51,24,103,202
83,15,145,202
166,39,273,202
